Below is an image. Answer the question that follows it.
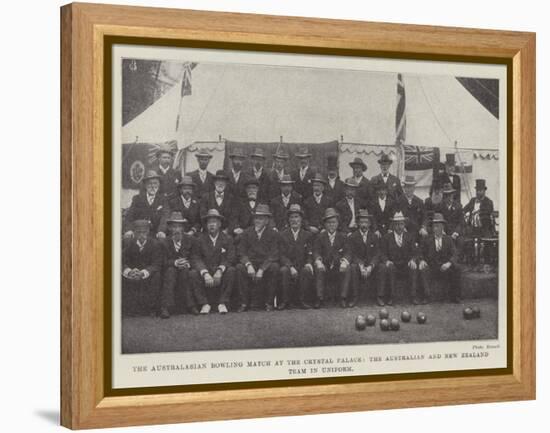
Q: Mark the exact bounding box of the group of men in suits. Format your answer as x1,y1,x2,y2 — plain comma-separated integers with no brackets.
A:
121,144,495,318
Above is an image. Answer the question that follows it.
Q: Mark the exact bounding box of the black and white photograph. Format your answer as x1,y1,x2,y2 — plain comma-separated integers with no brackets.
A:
111,45,507,389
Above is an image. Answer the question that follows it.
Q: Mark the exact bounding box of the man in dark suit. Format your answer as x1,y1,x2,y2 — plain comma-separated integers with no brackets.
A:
187,149,214,199
199,170,238,233
463,179,495,237
247,147,271,203
160,212,199,318
121,220,163,317
378,211,422,305
424,180,445,232
227,147,248,199
268,148,291,199
396,175,428,241
236,204,280,312
123,170,168,238
369,153,403,201
440,183,464,241
149,142,181,199
334,178,366,234
291,145,315,199
278,204,315,310
325,154,345,206
303,173,331,234
348,157,372,203
370,182,397,237
347,209,381,307
439,154,462,204
160,175,201,235
312,208,352,309
191,209,236,314
418,213,461,303
270,175,303,231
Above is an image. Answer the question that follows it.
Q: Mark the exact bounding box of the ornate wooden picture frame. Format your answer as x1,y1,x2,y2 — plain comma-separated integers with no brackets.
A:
61,2,535,429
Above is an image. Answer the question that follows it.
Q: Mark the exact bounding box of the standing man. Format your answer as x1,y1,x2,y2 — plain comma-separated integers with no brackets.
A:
378,211,421,305
270,174,303,231
347,209,380,307
187,149,214,198
122,220,163,317
326,155,345,206
150,142,181,199
424,180,445,232
227,148,247,199
418,213,461,303
440,183,464,243
160,212,199,318
396,175,428,240
161,175,201,235
278,204,315,310
439,154,462,204
348,157,372,203
123,170,168,239
312,208,352,309
292,145,315,199
247,147,271,202
370,183,397,237
191,209,236,314
303,173,331,234
463,179,495,237
369,153,403,201
335,178,365,234
200,170,238,233
236,204,280,312
234,177,264,236
268,148,290,199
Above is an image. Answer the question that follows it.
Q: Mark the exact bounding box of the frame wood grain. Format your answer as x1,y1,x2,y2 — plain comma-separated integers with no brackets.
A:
60,2,535,429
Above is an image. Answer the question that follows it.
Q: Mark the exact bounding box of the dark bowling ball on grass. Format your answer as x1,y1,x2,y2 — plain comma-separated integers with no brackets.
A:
463,307,474,320
379,308,389,320
472,306,481,318
355,315,367,331
390,318,400,331
416,312,427,324
401,311,411,322
366,314,377,326
380,319,390,331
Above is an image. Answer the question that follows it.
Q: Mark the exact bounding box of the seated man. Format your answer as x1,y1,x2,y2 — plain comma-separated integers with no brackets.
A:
191,209,236,314
279,204,314,310
348,209,380,307
312,208,352,309
121,219,163,317
236,204,280,312
303,173,331,234
418,213,461,303
160,212,199,318
378,211,422,305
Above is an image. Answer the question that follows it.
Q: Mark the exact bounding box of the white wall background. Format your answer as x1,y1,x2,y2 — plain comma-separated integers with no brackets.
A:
0,0,545,432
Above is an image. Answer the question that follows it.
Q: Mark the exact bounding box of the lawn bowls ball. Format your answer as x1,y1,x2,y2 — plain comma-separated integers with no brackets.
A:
472,306,481,318
401,311,411,322
463,307,474,320
379,308,390,320
390,318,400,331
355,315,367,330
366,314,377,326
417,312,427,324
380,319,390,331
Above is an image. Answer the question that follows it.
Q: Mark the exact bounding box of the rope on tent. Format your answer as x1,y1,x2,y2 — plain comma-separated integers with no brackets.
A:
418,77,454,146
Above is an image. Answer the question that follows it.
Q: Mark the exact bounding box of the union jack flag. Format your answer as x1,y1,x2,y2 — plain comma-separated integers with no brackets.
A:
404,145,437,170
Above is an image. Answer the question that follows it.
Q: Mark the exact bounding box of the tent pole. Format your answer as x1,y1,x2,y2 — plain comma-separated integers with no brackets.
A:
454,140,472,202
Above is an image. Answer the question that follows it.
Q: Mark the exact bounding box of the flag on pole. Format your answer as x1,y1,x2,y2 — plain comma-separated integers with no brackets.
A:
175,62,193,132
396,73,406,144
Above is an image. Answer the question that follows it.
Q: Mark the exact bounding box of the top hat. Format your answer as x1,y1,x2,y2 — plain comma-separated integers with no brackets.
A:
195,149,213,159
167,211,188,225
176,175,196,188
156,142,176,157
213,170,230,182
343,177,359,188
349,157,367,171
295,145,312,158
229,148,246,159
327,154,338,171
445,153,456,166
322,208,340,222
142,170,161,183
278,174,295,184
391,211,407,222
357,209,374,220
287,203,304,217
378,153,393,165
310,173,327,185
244,176,260,188
402,175,417,186
250,148,266,159
133,219,151,230
253,204,272,217
442,183,456,195
475,179,487,190
273,148,290,160
432,213,446,224
202,208,224,221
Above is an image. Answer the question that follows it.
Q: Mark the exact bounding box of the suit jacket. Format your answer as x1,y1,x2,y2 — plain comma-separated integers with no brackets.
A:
123,192,168,234
347,229,380,268
122,237,163,274
267,169,290,199
334,197,367,233
291,166,315,199
313,230,351,269
228,170,247,200
380,231,417,265
463,196,495,234
161,235,197,269
200,191,238,231
441,200,464,236
238,226,280,271
150,163,181,198
187,169,214,199
396,194,426,236
420,234,457,266
193,232,236,273
303,194,332,230
326,177,345,206
270,191,303,230
246,168,271,203
355,176,373,203
424,196,445,229
370,173,403,200
278,228,313,269
433,173,461,204
369,196,397,234
160,195,201,234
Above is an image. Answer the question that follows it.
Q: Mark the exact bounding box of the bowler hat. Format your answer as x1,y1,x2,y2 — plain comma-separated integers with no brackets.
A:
295,145,312,158
167,211,188,225
432,213,446,224
402,175,417,186
322,208,340,222
349,157,367,171
229,148,246,159
287,203,304,217
344,177,359,188
253,204,272,217
378,153,393,165
357,209,374,220
202,209,224,221
475,179,487,190
278,174,295,184
273,148,289,160
176,175,196,188
250,148,266,159
311,173,327,185
133,219,151,230
195,149,213,159
213,170,230,182
142,170,161,183
442,183,456,194
244,177,260,188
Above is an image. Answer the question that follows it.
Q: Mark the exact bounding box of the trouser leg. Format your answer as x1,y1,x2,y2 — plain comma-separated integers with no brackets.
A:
419,267,430,301
280,266,291,304
145,271,161,314
182,269,198,309
236,263,250,306
219,266,235,304
377,263,387,298
264,263,279,306
298,267,312,302
192,270,209,306
408,266,418,300
161,267,176,310
339,266,352,299
315,267,325,300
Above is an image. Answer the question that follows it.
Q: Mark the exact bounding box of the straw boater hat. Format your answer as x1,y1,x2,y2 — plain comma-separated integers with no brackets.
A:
322,208,340,222
475,179,487,190
229,148,246,159
287,203,304,217
357,209,374,220
202,209,224,221
349,157,367,171
442,183,456,195
156,142,175,158
253,204,272,217
343,177,359,188
176,175,196,189
378,153,393,165
142,170,161,183
167,211,188,225
133,219,151,230
278,174,295,184
250,148,266,159
310,173,327,185
213,170,230,182
432,213,446,224
273,148,289,160
295,145,312,158
402,175,417,186
391,211,407,223
244,176,260,188
195,149,213,159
